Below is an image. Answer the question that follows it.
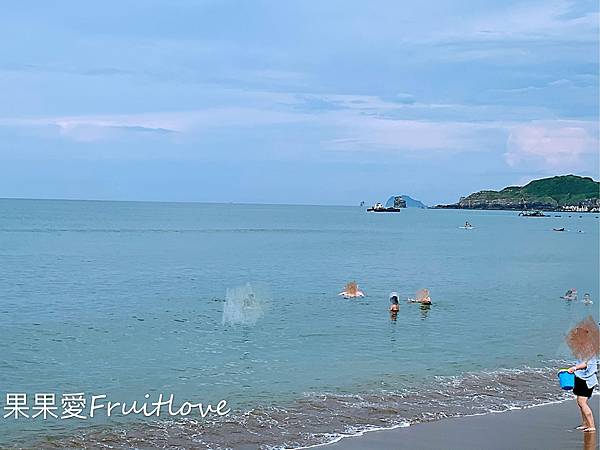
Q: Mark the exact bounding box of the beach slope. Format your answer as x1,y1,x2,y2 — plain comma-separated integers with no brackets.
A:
325,399,599,450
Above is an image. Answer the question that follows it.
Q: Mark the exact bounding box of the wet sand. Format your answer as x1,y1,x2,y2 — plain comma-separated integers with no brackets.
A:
324,398,599,450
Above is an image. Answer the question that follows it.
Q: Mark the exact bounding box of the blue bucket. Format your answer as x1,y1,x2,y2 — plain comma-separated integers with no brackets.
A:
558,371,575,390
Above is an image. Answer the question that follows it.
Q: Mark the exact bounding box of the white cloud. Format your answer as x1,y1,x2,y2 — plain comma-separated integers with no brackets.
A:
1,92,596,171
490,75,597,95
321,114,498,154
448,0,598,43
505,120,598,169
0,107,313,142
54,123,175,142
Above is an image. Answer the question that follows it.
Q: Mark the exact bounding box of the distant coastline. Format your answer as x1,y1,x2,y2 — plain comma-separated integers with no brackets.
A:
433,175,600,212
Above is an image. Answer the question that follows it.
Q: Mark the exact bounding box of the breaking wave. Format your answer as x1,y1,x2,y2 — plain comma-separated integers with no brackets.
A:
24,364,572,450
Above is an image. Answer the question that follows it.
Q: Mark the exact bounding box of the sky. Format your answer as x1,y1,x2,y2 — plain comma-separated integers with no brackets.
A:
0,0,598,205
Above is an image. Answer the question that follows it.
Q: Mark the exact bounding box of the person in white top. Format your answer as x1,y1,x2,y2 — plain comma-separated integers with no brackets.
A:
566,317,599,433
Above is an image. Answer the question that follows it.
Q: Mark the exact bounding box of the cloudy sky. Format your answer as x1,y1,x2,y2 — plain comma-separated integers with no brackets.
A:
0,0,598,205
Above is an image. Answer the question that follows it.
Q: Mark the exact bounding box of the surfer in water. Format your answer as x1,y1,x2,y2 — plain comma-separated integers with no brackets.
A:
465,221,472,228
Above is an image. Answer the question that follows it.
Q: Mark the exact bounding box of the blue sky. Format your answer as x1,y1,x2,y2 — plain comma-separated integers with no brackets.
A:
0,0,598,205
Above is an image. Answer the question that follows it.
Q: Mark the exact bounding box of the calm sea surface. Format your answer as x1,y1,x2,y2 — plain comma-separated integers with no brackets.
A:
0,199,598,448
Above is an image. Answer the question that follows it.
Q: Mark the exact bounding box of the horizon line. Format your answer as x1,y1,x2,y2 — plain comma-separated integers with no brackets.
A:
0,196,363,208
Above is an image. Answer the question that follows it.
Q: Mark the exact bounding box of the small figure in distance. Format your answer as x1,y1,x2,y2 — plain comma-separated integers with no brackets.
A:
389,292,400,319
338,281,365,299
408,288,432,305
561,288,578,301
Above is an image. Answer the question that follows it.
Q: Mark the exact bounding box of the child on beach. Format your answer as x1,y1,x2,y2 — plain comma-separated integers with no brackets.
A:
566,317,599,433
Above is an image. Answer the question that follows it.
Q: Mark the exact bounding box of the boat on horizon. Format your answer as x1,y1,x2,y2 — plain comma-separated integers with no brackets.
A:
367,196,406,212
518,210,548,217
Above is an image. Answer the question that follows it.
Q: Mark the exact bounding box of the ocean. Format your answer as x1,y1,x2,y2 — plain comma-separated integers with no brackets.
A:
1,199,598,449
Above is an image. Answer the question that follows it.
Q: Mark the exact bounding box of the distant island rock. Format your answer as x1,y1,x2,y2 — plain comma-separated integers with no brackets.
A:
386,195,427,209
435,175,600,212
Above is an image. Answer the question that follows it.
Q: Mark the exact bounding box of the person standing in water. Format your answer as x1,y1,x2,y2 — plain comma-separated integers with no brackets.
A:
409,288,431,305
420,292,432,305
389,292,399,320
566,317,599,433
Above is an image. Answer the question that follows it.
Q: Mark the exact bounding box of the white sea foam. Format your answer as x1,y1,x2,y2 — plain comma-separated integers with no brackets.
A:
222,283,267,326
285,422,411,450
285,395,578,450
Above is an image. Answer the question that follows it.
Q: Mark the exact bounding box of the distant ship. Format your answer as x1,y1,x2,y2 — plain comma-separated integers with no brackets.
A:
518,210,547,217
367,196,406,212
518,199,548,217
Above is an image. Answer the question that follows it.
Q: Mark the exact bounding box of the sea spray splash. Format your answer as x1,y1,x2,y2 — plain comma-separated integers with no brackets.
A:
222,283,267,325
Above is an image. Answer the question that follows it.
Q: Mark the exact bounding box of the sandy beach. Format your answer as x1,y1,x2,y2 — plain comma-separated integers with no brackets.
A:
325,398,599,450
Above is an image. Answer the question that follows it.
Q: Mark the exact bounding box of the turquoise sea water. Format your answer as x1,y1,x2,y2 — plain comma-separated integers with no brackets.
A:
0,199,598,448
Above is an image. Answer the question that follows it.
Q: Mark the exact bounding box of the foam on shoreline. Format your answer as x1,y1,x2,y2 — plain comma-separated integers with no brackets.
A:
318,395,599,450
19,365,579,449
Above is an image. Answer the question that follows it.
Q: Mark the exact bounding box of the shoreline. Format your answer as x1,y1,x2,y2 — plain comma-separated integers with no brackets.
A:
13,395,599,449
431,206,600,214
315,396,599,450
7,367,584,449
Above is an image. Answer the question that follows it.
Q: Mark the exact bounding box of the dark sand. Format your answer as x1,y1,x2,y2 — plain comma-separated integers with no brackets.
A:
324,398,599,450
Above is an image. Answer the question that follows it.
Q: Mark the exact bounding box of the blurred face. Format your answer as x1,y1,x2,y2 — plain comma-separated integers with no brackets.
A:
566,316,600,360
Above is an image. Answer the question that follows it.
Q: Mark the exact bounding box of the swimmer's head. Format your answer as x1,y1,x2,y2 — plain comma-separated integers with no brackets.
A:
389,292,399,304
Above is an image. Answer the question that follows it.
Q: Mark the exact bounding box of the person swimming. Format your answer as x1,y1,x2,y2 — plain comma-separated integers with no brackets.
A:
561,288,578,301
583,293,593,305
465,221,472,228
338,281,365,298
409,288,432,305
